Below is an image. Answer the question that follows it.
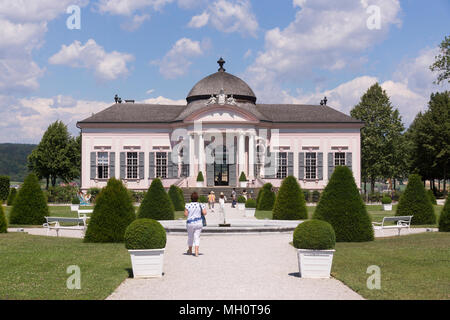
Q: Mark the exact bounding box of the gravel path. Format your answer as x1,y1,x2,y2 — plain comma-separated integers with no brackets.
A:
107,233,363,300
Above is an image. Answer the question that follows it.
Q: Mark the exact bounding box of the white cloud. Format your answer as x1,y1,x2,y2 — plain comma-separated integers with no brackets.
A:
140,96,186,105
120,14,150,31
154,38,205,79
188,0,259,37
49,39,135,81
0,59,44,93
243,49,252,59
246,0,401,95
188,11,209,28
146,89,155,94
96,0,174,16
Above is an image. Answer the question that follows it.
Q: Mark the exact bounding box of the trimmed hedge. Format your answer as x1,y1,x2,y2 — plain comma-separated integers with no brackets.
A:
396,174,436,225
71,196,80,205
313,166,374,242
9,173,48,225
427,190,437,205
257,183,276,211
7,188,17,206
237,195,246,203
273,176,307,220
168,185,185,211
439,197,450,232
199,195,208,203
293,220,335,250
0,203,7,233
138,178,174,220
245,198,257,208
84,178,136,243
0,176,10,201
124,219,167,250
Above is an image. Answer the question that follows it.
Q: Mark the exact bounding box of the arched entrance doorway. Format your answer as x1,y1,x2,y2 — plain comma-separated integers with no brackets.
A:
214,145,229,186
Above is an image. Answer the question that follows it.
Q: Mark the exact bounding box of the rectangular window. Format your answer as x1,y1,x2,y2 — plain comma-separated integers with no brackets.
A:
276,152,287,179
305,152,317,180
97,152,109,179
156,152,167,179
334,152,346,166
126,152,138,179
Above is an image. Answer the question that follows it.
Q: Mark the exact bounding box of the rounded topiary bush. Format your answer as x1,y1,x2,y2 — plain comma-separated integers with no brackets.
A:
237,195,246,204
313,166,374,242
293,220,335,250
199,195,208,203
9,173,48,225
0,203,7,233
168,185,185,211
257,183,276,211
84,178,136,243
245,198,257,208
273,176,307,220
124,219,167,250
396,174,436,225
138,178,174,220
438,197,450,232
7,188,17,206
427,190,437,205
381,196,392,204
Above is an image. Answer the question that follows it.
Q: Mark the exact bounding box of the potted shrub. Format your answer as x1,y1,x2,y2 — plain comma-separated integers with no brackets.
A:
196,172,204,187
239,172,248,188
237,195,246,210
71,196,80,211
125,219,167,278
199,195,208,204
293,220,336,278
245,198,257,217
381,196,392,211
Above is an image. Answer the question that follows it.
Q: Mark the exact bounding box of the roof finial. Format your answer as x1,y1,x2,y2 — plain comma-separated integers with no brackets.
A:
217,57,226,72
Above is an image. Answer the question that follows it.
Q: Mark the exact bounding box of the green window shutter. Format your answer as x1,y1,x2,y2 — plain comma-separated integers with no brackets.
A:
139,152,145,180
288,152,294,176
90,152,96,180
120,152,126,179
328,152,334,180
109,152,115,178
149,152,155,179
298,152,305,180
317,152,323,180
346,152,353,171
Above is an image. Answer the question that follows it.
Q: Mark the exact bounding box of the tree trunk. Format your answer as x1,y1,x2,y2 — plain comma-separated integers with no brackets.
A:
393,178,396,191
51,175,57,187
444,168,447,197
46,176,49,190
371,177,375,195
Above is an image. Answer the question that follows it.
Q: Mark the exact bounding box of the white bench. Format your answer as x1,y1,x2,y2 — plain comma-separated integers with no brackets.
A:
43,217,87,237
372,216,413,236
77,209,93,219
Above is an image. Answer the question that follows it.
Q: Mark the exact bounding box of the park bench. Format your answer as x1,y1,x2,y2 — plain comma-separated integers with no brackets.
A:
77,209,93,219
43,216,87,237
372,216,413,236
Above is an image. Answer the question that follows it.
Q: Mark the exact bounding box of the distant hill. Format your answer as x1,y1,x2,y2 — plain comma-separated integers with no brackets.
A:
0,143,36,182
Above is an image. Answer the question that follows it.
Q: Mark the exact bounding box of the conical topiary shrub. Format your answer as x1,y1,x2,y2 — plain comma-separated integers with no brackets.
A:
0,203,7,233
84,178,136,243
439,197,450,232
257,183,275,211
7,188,17,206
427,190,437,205
9,173,48,225
273,176,307,220
313,166,374,242
138,178,174,220
168,185,185,211
396,174,436,225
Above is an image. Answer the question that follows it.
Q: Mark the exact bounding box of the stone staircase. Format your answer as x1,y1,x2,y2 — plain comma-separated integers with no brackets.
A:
181,187,261,203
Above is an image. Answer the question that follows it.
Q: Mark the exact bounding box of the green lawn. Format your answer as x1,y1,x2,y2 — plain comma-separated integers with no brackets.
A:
0,233,131,300
3,205,186,228
332,232,450,300
256,204,443,228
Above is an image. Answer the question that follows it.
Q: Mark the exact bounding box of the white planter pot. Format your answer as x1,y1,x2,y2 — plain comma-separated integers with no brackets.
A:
70,204,79,212
238,203,245,210
196,182,203,188
297,249,335,279
383,204,392,211
240,181,247,188
245,208,256,217
129,249,165,278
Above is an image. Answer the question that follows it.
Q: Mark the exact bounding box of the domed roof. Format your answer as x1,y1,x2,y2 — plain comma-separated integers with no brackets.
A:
186,58,257,104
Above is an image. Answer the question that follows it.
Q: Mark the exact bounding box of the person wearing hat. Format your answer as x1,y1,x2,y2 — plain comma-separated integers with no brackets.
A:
208,191,216,212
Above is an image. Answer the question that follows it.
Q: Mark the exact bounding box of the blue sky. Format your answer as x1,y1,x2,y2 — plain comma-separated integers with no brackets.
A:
1,0,449,143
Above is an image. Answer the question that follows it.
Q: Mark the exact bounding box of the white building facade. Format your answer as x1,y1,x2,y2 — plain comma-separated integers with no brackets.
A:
77,60,363,191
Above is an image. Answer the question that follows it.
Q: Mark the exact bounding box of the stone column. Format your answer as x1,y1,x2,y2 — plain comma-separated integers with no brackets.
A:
198,133,204,176
189,133,195,178
248,133,255,180
238,133,245,178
